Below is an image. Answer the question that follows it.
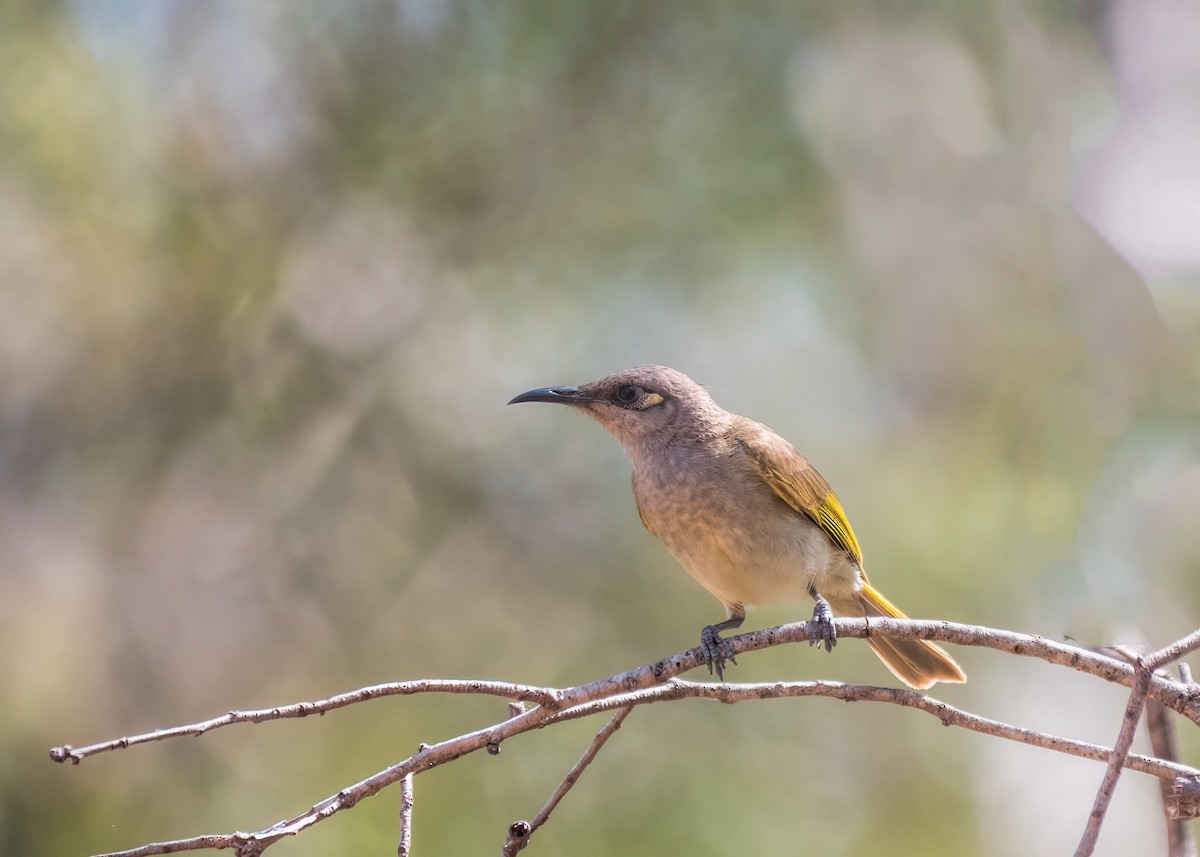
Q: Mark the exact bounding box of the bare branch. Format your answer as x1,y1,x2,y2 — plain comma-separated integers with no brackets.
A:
550,618,1200,726
51,618,1200,857
502,706,634,856
88,676,1198,857
1105,644,1197,857
541,679,1193,781
50,618,1200,770
49,679,561,764
1074,664,1154,857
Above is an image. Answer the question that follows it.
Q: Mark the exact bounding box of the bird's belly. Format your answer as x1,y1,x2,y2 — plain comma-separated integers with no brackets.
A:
641,486,860,609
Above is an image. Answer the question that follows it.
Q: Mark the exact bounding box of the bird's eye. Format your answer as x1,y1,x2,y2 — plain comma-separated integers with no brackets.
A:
616,384,640,404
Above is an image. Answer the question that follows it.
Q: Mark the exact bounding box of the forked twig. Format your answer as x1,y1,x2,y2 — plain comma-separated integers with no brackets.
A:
502,706,634,855
1075,630,1200,856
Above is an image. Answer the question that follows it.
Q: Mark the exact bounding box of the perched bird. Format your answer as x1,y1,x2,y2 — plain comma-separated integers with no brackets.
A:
509,365,965,689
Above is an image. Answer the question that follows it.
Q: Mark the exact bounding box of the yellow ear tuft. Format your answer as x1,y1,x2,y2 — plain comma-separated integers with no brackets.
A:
642,392,664,407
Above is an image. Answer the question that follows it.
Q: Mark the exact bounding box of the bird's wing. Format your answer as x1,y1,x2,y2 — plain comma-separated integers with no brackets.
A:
735,420,864,568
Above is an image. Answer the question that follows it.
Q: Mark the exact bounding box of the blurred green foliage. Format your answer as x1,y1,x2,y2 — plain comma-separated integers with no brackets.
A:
2,2,1197,855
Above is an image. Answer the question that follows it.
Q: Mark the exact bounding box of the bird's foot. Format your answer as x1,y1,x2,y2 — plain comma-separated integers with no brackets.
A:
807,596,837,652
700,624,737,680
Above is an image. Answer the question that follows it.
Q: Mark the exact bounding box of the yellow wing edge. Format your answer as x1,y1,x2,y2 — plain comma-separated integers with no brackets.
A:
814,491,864,568
737,429,865,568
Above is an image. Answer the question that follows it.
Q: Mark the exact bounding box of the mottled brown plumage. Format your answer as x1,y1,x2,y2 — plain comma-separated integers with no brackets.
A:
510,365,965,689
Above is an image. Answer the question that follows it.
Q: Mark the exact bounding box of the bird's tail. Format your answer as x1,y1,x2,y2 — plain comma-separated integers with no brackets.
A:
853,582,966,690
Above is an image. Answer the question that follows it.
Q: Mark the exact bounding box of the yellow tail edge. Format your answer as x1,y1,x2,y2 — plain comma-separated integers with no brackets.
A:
857,582,966,690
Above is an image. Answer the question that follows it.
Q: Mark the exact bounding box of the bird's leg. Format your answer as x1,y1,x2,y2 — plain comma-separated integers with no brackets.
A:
807,585,837,652
700,608,744,680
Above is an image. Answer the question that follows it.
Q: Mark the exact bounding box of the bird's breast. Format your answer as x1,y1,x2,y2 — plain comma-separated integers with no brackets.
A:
630,447,856,608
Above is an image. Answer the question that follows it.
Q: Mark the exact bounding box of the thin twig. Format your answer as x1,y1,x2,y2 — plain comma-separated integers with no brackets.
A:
1147,628,1200,671
49,679,561,764
502,706,634,856
1076,664,1152,857
398,772,414,857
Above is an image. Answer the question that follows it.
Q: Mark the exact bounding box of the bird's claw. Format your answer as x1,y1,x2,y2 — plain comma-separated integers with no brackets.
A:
700,624,737,680
808,597,837,653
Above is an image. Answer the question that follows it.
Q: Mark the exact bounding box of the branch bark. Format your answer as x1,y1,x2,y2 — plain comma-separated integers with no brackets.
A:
397,772,413,857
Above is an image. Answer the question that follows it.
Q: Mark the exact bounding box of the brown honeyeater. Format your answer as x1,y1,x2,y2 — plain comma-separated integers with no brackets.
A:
509,365,965,689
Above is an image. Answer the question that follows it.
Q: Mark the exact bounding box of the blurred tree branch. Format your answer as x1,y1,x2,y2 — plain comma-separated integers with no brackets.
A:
50,618,1200,857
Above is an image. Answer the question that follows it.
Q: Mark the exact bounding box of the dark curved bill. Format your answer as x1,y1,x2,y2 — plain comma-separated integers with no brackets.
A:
507,385,594,406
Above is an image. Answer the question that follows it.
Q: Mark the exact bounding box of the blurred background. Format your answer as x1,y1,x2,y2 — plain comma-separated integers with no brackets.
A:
3,1,1199,855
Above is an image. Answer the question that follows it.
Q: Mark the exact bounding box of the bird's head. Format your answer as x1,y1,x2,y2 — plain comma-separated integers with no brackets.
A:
508,365,724,452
